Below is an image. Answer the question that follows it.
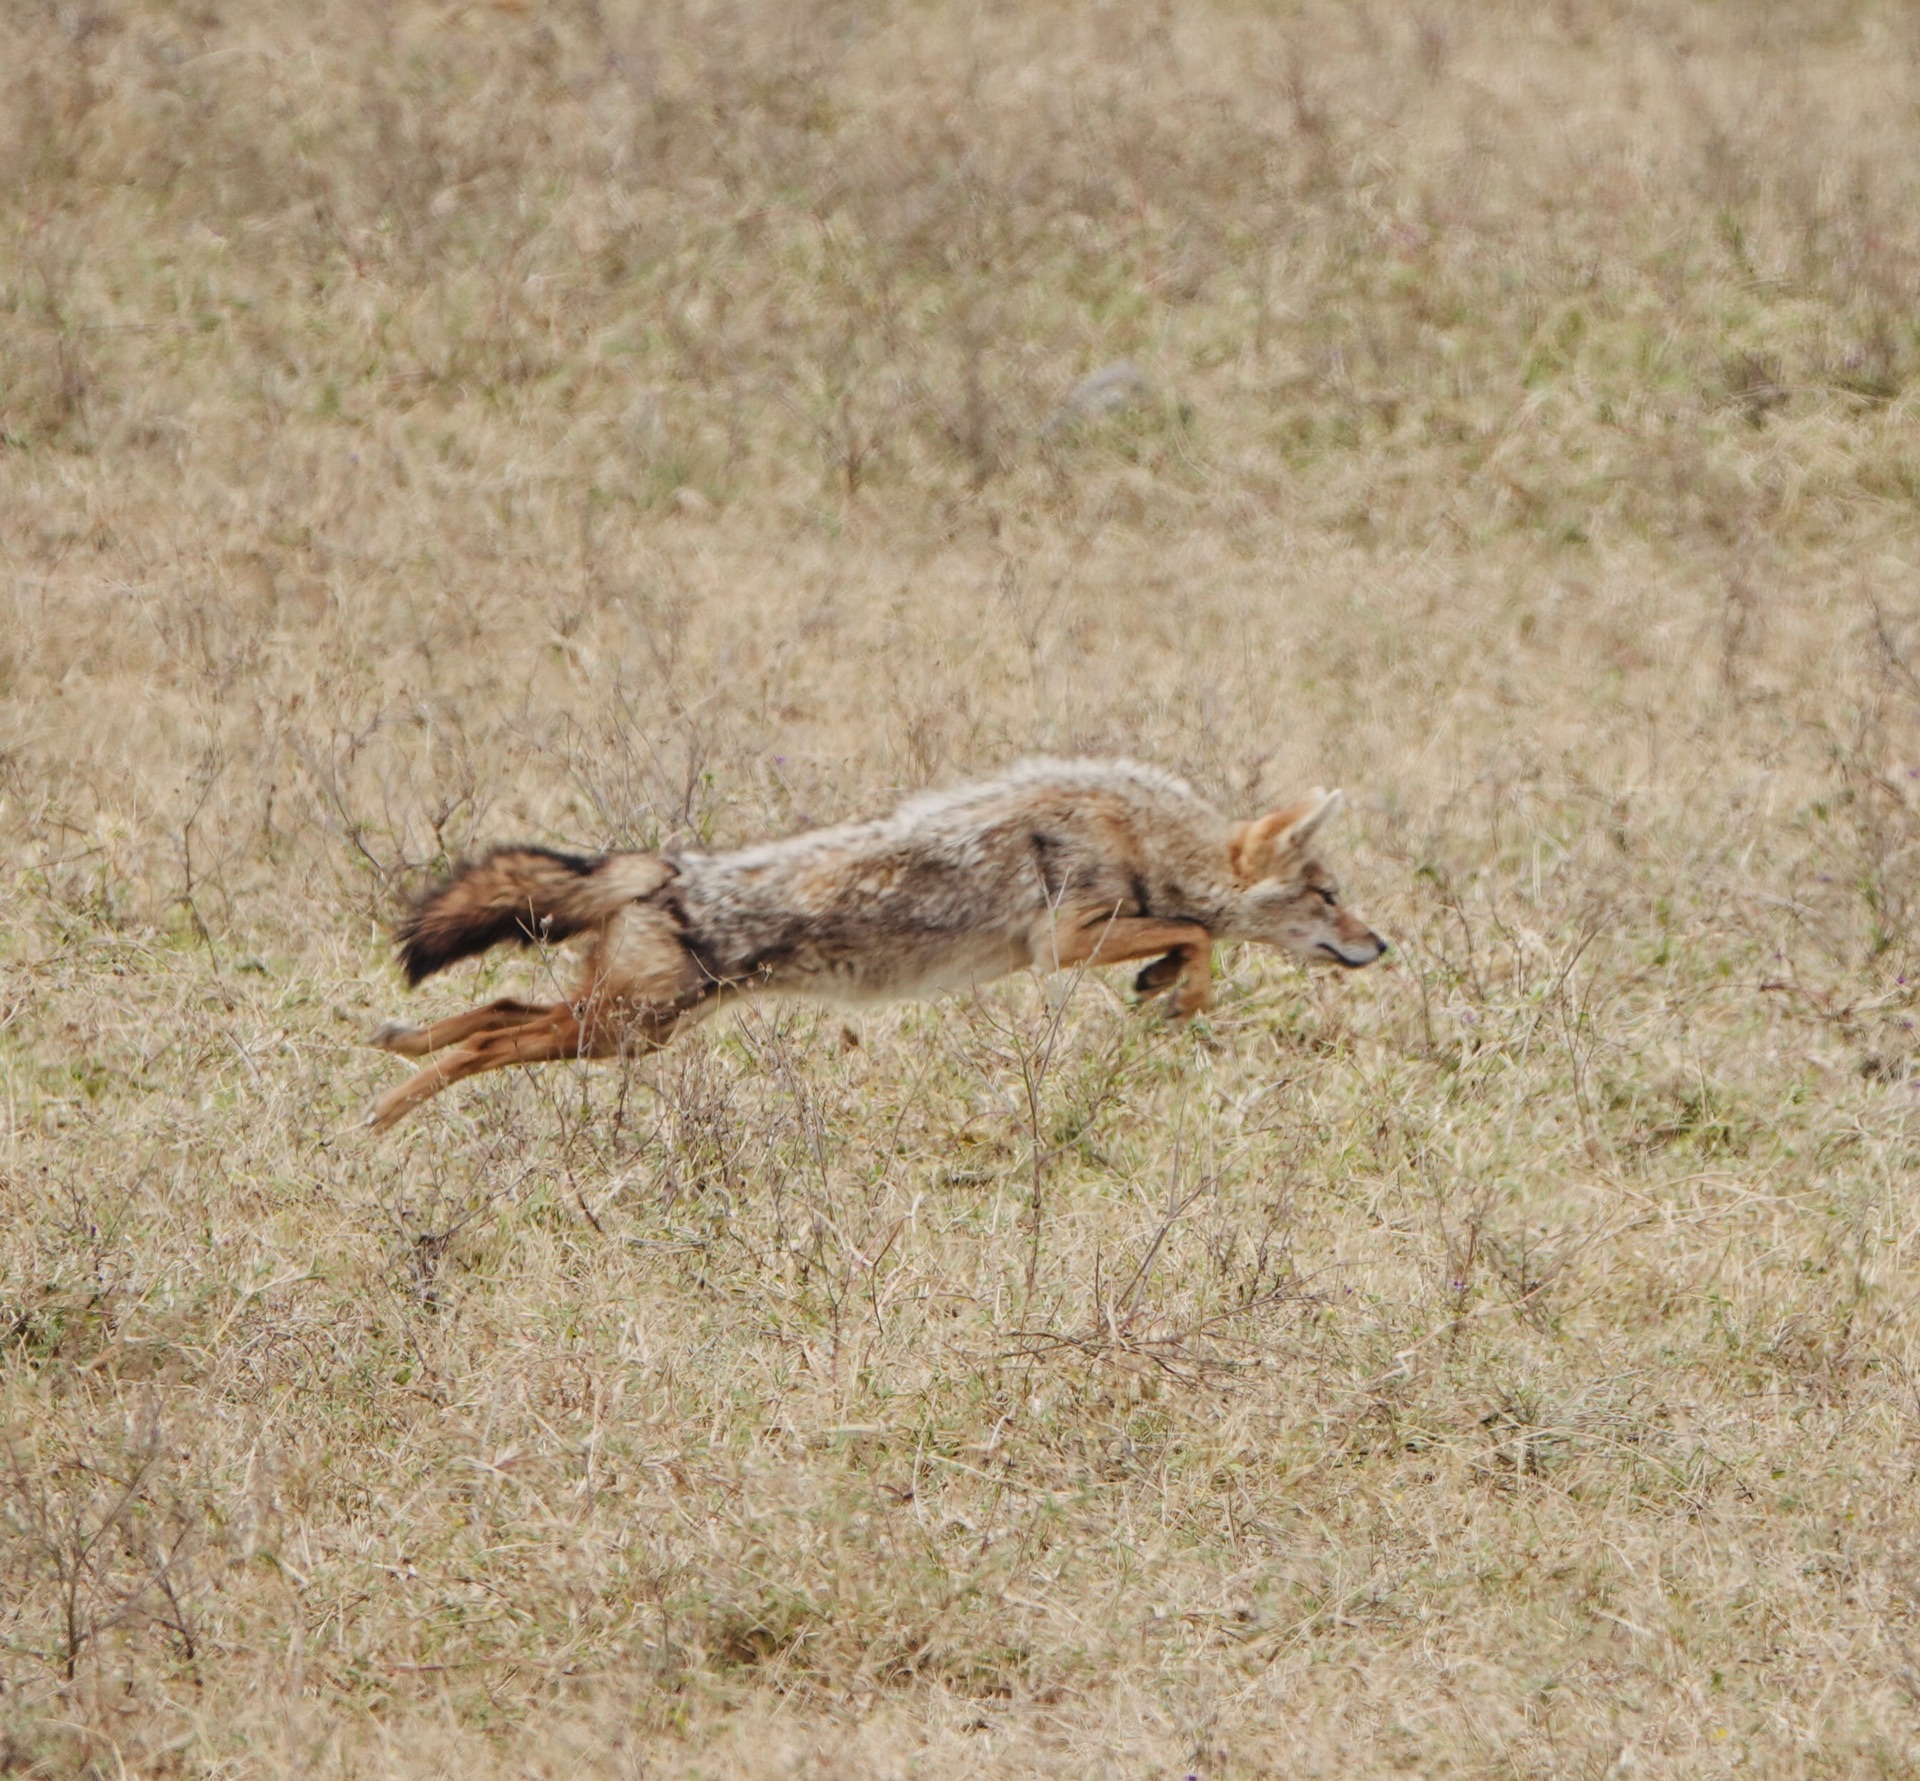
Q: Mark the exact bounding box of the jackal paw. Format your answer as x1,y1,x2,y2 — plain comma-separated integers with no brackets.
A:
370,1020,418,1052
1133,953,1184,997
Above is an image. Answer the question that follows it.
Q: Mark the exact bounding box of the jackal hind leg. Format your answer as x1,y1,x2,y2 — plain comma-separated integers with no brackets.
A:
366,999,698,1132
371,997,556,1057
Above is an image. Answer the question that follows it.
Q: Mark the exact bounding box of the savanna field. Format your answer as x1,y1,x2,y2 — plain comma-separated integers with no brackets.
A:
12,2,1920,1774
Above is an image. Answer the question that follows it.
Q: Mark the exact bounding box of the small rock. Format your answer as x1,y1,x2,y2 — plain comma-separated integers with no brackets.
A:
1042,360,1155,437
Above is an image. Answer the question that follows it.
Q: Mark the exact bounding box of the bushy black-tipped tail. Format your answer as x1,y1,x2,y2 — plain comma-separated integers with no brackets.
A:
395,847,673,985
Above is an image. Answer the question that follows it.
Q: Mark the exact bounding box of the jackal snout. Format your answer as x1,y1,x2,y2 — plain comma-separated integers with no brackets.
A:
1233,872,1388,969
1319,905,1389,967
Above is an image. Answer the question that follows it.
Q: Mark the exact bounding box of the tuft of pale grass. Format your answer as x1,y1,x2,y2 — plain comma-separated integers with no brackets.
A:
8,1,1920,1773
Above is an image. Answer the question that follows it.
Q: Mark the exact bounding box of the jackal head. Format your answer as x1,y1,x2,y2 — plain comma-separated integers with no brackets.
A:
1223,789,1387,968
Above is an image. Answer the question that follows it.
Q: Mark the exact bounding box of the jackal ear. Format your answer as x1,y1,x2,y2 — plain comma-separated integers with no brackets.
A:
1229,788,1343,881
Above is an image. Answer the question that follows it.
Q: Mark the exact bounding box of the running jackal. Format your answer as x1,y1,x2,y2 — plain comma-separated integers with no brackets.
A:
367,758,1387,1129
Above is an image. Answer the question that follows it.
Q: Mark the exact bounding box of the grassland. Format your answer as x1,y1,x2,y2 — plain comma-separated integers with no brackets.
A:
8,1,1920,1773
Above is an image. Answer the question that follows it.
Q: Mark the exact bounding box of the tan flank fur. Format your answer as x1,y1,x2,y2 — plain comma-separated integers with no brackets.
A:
367,758,1387,1130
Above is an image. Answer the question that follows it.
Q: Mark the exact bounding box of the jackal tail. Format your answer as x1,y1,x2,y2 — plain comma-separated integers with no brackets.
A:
396,847,673,985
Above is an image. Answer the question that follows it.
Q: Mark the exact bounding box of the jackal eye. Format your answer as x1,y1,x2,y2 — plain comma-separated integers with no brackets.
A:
1314,886,1338,906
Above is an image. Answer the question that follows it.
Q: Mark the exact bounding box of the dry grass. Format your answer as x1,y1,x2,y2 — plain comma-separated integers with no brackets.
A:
8,0,1920,1773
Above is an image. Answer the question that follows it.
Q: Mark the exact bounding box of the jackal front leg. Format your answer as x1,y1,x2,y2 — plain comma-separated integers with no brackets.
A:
1046,910,1214,1019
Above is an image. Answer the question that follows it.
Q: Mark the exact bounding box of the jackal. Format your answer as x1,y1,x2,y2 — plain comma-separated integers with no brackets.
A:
367,758,1387,1129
